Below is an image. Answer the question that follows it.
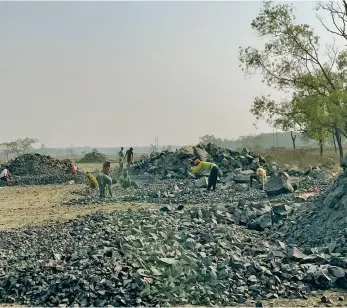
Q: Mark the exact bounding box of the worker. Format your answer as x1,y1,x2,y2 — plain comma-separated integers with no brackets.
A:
0,166,10,182
102,160,111,175
125,147,134,166
86,172,99,194
119,170,139,189
71,163,77,174
97,173,113,198
191,159,219,191
250,167,267,190
118,147,125,171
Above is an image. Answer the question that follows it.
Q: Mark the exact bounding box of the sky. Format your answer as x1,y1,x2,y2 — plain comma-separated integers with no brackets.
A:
0,1,335,147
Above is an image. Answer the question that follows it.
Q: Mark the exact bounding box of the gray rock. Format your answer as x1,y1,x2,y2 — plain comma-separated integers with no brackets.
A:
248,212,272,231
264,176,294,197
195,177,208,188
235,183,249,192
193,147,210,161
287,247,307,260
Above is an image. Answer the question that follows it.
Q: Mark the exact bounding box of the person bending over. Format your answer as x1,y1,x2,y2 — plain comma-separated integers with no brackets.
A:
191,159,219,191
0,166,10,182
97,173,113,198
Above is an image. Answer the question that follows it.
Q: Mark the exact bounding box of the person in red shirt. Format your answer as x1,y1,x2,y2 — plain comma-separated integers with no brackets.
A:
71,164,77,174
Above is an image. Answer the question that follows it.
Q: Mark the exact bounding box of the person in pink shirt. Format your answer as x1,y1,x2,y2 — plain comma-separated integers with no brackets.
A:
71,164,77,174
0,166,10,182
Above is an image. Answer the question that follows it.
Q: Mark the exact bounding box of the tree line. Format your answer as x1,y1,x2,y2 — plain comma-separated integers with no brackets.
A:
239,1,347,158
199,132,341,152
0,138,38,160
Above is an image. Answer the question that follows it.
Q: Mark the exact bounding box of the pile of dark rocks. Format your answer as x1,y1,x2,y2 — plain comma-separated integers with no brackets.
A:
1,208,347,306
67,172,331,232
78,151,107,163
1,153,85,186
132,144,271,179
272,165,347,252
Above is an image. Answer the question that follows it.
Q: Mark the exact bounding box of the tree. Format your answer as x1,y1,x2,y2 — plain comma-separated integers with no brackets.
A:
0,142,15,160
239,1,347,158
199,135,217,145
18,137,39,154
0,138,38,158
316,1,347,41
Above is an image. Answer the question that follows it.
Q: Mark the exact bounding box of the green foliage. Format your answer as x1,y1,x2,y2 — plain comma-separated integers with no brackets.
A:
199,133,324,150
0,138,38,158
239,1,347,157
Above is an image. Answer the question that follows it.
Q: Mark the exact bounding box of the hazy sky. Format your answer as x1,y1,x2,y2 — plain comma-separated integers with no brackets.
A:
0,1,332,147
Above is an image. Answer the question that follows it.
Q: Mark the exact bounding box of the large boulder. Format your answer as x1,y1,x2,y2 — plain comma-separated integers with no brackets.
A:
177,146,195,159
248,212,273,231
264,175,294,197
193,147,210,161
234,170,254,184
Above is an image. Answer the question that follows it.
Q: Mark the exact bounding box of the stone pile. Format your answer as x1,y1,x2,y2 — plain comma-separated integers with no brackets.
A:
1,208,347,306
78,151,107,163
67,174,331,234
1,153,85,186
272,168,347,251
132,144,271,179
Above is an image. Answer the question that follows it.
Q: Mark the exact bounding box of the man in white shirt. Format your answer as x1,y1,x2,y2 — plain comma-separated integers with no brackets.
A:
0,166,10,182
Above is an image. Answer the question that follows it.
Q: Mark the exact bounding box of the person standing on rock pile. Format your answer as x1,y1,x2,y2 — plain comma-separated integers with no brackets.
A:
0,165,10,182
125,147,134,166
118,147,125,171
191,159,219,191
250,167,267,190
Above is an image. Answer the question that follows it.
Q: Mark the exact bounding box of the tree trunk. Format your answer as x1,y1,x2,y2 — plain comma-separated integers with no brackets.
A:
290,131,297,151
332,133,337,153
335,128,344,159
319,140,323,157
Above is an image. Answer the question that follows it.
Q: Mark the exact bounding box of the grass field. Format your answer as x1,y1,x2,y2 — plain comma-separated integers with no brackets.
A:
259,147,341,169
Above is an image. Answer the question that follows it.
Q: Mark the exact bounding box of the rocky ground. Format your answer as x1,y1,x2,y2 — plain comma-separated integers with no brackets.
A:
1,146,347,306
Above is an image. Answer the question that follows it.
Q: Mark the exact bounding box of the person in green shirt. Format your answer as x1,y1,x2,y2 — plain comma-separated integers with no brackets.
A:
191,159,219,191
96,173,113,198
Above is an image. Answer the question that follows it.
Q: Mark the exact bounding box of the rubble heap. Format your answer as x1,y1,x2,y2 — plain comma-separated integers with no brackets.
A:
133,144,271,179
2,153,85,185
274,169,347,250
78,151,107,163
1,208,347,306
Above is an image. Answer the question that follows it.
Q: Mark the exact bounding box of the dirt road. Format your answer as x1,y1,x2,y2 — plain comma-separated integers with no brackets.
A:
0,184,155,229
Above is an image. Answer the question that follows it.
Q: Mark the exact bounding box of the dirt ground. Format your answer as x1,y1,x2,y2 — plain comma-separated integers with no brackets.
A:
1,182,347,306
0,184,156,229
